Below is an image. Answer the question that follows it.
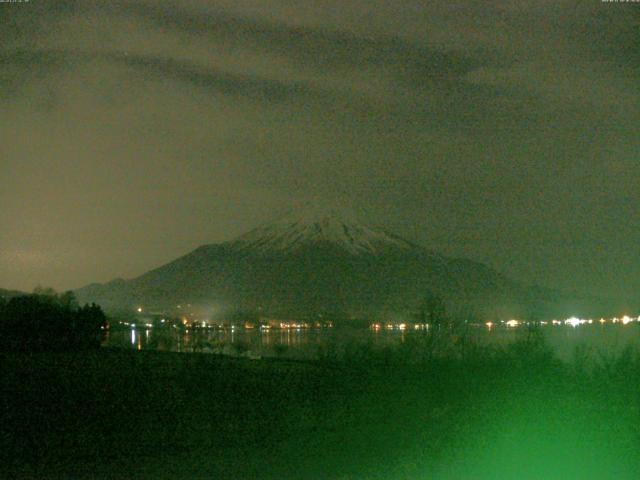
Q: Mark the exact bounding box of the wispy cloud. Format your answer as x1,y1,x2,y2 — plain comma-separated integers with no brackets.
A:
0,0,638,296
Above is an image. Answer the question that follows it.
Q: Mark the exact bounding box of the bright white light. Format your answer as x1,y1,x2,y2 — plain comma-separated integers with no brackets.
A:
485,322,493,328
506,319,519,328
622,316,633,325
565,317,585,327
137,307,142,313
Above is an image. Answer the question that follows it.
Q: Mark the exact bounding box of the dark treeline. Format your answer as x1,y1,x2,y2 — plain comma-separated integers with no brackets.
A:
0,288,107,352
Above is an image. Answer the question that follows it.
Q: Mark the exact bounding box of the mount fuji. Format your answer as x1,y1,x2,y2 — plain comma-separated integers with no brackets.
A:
75,207,603,321
229,207,418,256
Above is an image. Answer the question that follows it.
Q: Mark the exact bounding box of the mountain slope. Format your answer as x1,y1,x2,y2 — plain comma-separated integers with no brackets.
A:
229,208,418,255
0,288,27,300
75,208,610,320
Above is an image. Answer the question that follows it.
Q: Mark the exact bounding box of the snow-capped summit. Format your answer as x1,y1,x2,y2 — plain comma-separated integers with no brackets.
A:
228,204,417,255
75,203,607,320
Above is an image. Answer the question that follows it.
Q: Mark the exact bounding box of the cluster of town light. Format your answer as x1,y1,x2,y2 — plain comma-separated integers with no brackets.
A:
252,322,329,330
122,316,332,331
370,316,640,331
370,323,430,331
122,321,154,328
129,306,639,332
489,315,640,328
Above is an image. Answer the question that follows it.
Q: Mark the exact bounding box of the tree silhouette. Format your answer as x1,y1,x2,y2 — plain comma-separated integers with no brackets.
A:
0,289,107,352
419,291,448,329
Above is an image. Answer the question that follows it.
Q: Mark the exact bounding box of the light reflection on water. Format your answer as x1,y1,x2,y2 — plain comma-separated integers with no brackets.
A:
104,323,640,361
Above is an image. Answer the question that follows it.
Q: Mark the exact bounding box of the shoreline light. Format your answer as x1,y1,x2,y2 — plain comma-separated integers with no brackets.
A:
565,317,588,327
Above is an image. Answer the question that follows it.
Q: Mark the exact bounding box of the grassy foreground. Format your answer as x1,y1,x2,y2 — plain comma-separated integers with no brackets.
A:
2,334,640,479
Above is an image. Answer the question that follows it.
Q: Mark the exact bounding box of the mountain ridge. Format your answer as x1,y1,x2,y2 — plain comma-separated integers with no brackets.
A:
75,209,617,320
226,206,422,256
0,288,27,300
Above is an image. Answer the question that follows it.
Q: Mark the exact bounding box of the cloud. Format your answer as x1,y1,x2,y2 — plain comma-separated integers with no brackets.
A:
0,0,638,297
465,61,639,112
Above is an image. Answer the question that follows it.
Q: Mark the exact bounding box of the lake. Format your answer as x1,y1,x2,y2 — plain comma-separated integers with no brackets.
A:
103,321,640,362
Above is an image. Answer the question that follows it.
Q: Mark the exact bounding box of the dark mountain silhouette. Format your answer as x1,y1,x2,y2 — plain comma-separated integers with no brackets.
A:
75,207,616,321
0,288,27,301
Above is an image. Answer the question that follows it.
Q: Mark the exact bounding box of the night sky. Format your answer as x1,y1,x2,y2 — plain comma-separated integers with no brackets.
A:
1,1,638,298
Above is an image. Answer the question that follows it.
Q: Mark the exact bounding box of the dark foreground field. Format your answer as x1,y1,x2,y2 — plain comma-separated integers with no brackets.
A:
2,334,640,479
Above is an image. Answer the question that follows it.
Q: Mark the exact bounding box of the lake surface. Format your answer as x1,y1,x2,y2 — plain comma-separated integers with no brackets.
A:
103,322,640,362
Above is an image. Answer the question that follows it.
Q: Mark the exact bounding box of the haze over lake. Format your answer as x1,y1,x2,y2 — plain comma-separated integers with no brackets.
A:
104,322,640,362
